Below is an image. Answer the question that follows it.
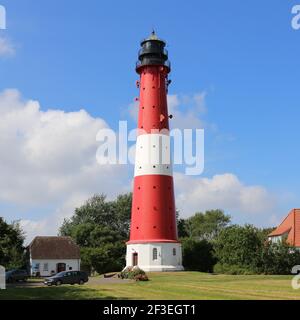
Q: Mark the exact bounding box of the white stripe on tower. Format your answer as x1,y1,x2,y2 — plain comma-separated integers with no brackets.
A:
134,133,173,177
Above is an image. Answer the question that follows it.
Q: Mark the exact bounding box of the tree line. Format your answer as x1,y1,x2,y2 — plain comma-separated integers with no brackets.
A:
2,192,300,275
60,193,300,275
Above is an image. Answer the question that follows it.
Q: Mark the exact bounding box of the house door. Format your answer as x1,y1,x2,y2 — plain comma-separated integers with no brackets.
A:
57,263,66,273
132,253,138,266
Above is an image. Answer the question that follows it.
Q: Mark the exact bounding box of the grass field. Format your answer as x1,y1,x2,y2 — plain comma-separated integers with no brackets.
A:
1,272,300,300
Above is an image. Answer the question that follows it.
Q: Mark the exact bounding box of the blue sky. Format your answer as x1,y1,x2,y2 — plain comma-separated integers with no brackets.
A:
0,0,300,239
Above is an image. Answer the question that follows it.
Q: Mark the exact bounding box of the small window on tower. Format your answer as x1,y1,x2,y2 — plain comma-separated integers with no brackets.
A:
173,248,176,256
153,248,158,260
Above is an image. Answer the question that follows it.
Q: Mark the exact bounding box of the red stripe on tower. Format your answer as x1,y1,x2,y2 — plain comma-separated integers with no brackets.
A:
125,32,183,272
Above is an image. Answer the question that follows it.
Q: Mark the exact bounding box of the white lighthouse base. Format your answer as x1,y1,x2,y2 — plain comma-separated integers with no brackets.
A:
125,242,184,272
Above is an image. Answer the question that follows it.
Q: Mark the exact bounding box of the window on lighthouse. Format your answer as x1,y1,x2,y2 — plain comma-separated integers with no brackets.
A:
153,248,158,260
173,248,176,256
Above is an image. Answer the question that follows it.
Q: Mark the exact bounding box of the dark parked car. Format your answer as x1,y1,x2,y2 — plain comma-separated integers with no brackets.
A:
44,271,88,286
6,269,28,283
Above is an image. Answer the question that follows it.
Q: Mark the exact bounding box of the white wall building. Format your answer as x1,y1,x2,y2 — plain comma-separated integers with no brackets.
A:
126,242,183,272
28,236,81,277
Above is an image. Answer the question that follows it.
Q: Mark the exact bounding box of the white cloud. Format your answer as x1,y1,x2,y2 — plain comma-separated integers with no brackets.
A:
174,172,276,225
0,89,131,242
167,92,210,130
128,101,139,123
20,193,90,244
0,37,15,57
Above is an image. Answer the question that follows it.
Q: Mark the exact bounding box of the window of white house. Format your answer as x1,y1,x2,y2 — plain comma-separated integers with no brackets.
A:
43,263,48,271
35,263,40,270
153,248,158,260
173,248,176,256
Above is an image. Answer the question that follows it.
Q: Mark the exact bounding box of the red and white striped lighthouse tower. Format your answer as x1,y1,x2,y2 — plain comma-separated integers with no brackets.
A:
126,32,183,271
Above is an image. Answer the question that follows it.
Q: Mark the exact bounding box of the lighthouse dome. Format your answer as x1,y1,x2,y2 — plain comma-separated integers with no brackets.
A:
137,31,170,71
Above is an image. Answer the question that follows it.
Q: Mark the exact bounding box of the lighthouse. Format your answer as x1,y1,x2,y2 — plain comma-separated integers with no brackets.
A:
126,32,184,272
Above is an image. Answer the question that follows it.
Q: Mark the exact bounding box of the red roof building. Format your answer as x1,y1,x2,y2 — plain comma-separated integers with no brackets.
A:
268,209,300,247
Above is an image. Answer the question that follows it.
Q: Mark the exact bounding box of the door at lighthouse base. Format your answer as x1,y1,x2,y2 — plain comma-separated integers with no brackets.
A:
132,253,138,266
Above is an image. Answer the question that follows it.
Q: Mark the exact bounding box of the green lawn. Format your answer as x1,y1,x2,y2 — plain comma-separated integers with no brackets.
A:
1,272,300,300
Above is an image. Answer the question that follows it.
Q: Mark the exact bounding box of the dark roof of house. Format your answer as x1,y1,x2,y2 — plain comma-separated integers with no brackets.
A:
29,236,80,259
269,209,300,247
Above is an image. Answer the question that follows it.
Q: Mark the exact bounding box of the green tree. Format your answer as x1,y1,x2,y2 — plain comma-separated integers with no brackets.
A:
182,238,216,272
90,242,125,274
214,224,263,272
185,210,231,241
177,218,189,238
59,193,132,274
213,224,300,275
0,218,25,269
257,242,300,275
80,243,125,275
67,223,123,248
60,194,131,239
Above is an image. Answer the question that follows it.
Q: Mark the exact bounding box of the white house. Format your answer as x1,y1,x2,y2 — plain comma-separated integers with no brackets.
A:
28,236,81,277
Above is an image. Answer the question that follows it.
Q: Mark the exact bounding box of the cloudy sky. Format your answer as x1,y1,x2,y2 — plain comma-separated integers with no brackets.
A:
0,1,300,242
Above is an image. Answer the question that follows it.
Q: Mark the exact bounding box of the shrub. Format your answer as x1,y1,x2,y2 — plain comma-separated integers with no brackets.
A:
120,267,149,281
213,226,300,275
120,266,134,279
133,274,149,281
256,242,300,275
